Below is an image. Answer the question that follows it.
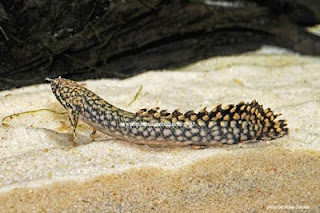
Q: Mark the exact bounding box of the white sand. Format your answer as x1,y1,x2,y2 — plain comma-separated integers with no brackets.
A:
0,53,319,212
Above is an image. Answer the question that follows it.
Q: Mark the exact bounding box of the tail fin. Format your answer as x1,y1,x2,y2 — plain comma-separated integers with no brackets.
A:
207,100,288,143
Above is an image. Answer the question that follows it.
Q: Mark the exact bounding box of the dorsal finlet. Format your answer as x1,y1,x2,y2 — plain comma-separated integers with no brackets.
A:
199,107,208,113
136,108,147,115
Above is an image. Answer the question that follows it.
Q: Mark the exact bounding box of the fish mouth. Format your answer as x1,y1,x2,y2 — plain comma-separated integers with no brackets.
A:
47,78,61,101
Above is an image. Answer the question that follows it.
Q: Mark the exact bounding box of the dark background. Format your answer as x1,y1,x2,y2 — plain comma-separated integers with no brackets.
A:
0,0,319,90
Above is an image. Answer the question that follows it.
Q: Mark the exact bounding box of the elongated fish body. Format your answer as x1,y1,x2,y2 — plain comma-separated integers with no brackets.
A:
48,78,288,147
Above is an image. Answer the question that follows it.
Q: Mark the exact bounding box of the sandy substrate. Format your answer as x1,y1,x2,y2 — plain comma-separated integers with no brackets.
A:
0,53,319,212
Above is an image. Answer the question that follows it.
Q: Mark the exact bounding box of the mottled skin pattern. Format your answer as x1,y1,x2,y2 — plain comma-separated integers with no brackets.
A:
48,78,288,147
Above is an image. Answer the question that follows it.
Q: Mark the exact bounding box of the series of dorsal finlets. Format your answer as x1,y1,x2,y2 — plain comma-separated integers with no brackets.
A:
134,100,288,139
135,100,279,124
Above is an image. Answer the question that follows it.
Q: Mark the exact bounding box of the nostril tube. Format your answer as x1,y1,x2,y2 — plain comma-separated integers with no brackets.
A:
46,78,54,83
